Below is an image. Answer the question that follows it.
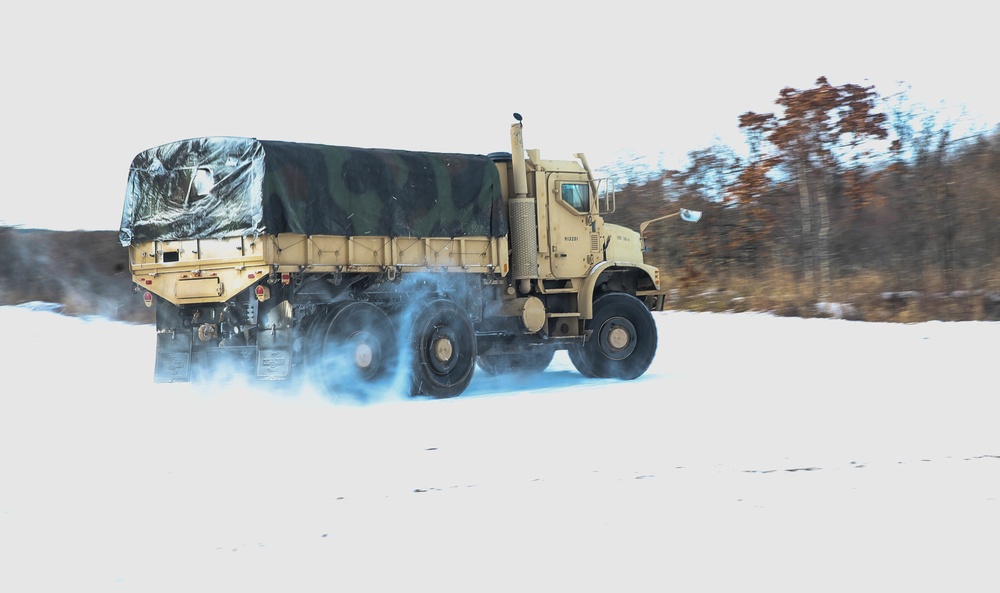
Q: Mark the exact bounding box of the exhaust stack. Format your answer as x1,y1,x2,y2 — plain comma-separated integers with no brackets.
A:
508,113,538,295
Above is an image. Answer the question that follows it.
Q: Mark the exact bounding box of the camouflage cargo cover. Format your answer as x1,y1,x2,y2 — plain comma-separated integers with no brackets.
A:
119,137,508,245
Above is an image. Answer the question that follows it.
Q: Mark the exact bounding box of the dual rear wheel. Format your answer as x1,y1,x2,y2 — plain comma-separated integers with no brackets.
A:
408,299,477,398
311,302,397,396
310,298,476,399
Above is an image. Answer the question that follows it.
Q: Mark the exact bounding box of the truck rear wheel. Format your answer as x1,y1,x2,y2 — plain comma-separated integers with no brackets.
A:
313,302,397,395
409,299,476,398
569,292,657,380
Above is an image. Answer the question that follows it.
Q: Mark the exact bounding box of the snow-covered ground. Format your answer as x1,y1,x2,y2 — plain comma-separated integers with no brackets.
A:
1,305,997,592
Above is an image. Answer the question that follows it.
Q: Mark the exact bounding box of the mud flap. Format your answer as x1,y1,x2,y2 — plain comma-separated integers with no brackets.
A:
256,328,292,380
154,331,193,383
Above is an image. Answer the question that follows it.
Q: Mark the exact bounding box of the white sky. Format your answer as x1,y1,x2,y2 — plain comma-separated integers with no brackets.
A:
2,0,996,231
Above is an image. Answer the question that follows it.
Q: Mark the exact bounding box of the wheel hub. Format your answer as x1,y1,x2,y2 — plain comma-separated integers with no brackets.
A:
607,325,630,350
426,325,461,376
433,336,454,363
598,317,637,361
354,341,374,369
347,330,382,378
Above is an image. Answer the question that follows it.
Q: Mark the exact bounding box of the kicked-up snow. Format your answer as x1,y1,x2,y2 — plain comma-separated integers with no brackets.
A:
0,305,997,592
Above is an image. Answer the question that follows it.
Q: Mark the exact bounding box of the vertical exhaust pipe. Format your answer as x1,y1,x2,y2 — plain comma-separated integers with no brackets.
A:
508,113,538,294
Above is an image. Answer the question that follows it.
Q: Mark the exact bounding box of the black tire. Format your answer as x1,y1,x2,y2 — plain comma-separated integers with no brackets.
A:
567,342,598,378
302,304,341,351
312,302,397,394
568,293,657,380
409,299,476,398
477,349,555,376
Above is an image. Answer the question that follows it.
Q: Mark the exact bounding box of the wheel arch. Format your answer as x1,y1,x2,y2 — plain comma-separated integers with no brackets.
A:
579,261,660,319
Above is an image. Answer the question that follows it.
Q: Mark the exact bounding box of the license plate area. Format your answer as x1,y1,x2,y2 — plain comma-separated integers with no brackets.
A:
175,277,223,298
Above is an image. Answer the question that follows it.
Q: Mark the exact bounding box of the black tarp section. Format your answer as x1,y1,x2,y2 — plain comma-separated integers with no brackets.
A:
120,137,508,246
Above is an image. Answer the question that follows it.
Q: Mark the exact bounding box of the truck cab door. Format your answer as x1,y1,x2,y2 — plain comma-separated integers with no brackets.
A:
545,175,599,279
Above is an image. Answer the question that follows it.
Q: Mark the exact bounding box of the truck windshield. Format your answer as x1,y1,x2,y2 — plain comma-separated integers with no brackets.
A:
561,183,590,213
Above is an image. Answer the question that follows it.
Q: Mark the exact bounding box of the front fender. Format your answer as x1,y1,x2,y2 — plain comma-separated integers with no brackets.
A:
579,261,660,319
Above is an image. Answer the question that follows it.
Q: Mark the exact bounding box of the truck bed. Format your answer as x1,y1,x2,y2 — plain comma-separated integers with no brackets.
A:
128,233,508,305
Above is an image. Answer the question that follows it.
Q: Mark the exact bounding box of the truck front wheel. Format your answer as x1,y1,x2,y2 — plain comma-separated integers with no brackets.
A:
569,293,657,380
409,299,476,398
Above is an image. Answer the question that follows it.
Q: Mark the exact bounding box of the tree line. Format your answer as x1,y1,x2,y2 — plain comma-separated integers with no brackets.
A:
605,77,1000,319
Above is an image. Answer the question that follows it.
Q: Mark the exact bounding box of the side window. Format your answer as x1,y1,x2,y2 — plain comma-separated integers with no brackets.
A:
560,182,591,213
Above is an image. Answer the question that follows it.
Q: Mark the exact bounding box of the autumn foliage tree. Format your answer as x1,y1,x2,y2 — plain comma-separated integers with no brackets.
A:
604,75,1000,320
739,77,888,292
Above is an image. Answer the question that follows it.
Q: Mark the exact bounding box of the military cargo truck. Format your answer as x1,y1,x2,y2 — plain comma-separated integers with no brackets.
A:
120,115,697,397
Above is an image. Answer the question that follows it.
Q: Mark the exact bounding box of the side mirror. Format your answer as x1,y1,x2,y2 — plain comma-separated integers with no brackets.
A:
680,209,702,223
639,208,703,234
